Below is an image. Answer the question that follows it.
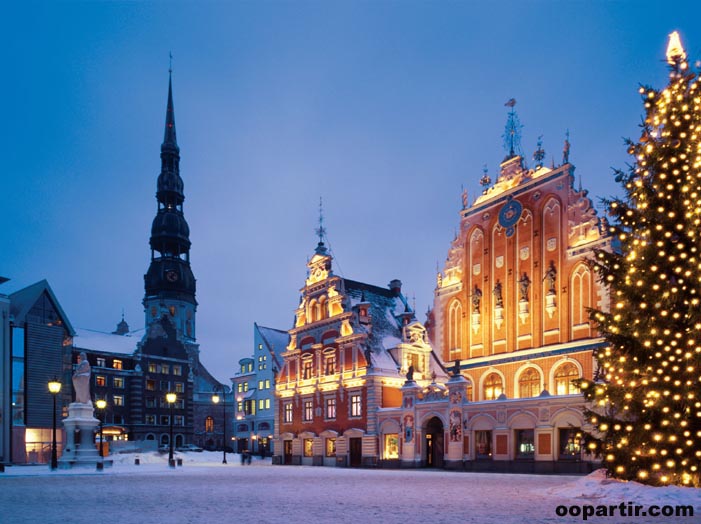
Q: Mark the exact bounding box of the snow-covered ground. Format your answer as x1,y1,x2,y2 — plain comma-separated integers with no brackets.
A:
0,452,698,524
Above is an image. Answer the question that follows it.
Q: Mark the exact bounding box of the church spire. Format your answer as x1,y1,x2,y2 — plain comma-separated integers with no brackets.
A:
163,70,178,151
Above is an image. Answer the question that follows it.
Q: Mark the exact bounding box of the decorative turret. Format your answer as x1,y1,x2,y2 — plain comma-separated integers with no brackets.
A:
143,71,197,340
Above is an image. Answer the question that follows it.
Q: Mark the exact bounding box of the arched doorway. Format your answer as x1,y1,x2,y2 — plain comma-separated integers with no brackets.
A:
424,417,444,468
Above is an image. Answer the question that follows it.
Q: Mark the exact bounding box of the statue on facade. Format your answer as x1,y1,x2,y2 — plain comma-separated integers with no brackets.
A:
493,280,503,308
471,285,482,313
518,272,531,301
72,352,92,404
406,365,415,382
452,359,461,377
544,261,557,294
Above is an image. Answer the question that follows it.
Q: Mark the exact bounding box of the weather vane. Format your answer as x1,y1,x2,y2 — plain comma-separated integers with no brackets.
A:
169,52,173,74
315,196,326,244
480,164,491,192
502,98,523,159
533,135,545,168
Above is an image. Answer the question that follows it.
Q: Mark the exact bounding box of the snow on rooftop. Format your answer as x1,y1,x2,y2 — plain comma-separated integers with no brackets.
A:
73,327,139,355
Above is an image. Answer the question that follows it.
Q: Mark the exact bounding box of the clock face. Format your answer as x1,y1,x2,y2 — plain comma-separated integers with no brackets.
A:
166,270,179,282
498,198,523,237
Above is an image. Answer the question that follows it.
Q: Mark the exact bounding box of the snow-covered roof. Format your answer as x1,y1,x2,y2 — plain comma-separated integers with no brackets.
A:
256,324,289,361
72,327,138,355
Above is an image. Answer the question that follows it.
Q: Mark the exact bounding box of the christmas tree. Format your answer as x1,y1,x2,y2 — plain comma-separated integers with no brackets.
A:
580,31,701,487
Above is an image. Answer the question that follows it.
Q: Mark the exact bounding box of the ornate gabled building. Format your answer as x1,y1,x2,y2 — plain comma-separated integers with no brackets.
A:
273,238,446,467
418,114,612,471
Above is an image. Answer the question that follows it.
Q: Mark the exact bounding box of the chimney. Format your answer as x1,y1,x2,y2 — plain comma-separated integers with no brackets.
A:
388,279,402,296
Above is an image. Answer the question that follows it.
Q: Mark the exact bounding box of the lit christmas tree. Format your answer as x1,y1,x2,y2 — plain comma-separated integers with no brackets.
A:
580,31,701,487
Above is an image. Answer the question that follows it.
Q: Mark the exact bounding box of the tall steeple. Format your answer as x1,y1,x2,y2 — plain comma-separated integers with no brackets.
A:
143,71,197,341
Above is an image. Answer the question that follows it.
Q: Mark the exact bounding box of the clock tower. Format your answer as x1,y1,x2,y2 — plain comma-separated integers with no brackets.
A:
143,72,197,342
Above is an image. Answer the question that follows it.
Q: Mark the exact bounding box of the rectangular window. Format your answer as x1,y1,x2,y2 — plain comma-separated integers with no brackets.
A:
113,395,124,406
96,375,106,387
146,397,156,408
161,364,169,374
247,363,253,372
303,400,313,422
113,377,124,388
237,383,243,393
237,401,243,412
265,398,270,409
160,380,169,391
515,429,535,459
145,415,156,425
325,438,336,457
303,438,313,457
559,428,582,459
350,394,362,417
172,365,182,376
175,382,184,393
258,380,264,390
243,383,249,392
146,380,156,391
11,327,25,426
325,355,336,375
148,363,157,373
96,357,106,367
174,415,185,426
265,379,270,389
475,430,492,458
258,399,264,410
160,415,170,426
176,399,184,410
302,360,313,380
284,402,293,423
113,359,123,370
383,434,399,459
325,397,336,420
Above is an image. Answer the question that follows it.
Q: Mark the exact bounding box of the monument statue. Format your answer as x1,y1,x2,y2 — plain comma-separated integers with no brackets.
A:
72,352,92,404
544,261,557,294
518,272,531,301
493,280,503,308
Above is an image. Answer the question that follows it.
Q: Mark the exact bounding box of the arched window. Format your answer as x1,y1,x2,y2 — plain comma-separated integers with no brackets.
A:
309,300,318,322
518,368,541,398
160,434,169,445
205,416,214,433
448,300,463,354
571,264,592,332
319,296,327,320
554,363,580,395
483,373,503,401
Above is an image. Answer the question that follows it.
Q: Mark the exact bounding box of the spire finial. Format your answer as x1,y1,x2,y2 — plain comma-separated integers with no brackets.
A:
163,67,178,148
562,129,570,164
315,197,326,245
666,31,686,66
533,135,545,168
502,98,523,160
169,51,173,74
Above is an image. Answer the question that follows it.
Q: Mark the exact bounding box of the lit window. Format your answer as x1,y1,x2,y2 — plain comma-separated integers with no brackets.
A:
145,415,156,425
113,359,123,370
475,430,492,458
96,357,106,367
243,383,249,392
559,428,582,458
448,299,463,354
325,397,336,419
237,401,243,412
326,438,336,457
350,394,361,417
237,383,243,393
205,416,214,433
96,375,106,387
175,382,184,393
483,373,503,401
258,344,263,351
161,364,169,374
325,355,336,375
518,368,541,398
258,399,265,410
148,363,157,373
173,365,182,376
113,377,124,388
247,363,253,372
265,398,270,409
303,400,313,422
265,379,270,389
113,395,124,406
302,359,313,380
284,402,293,423
146,380,156,391
258,380,264,390
304,438,313,457
554,363,580,395
515,429,535,458
383,434,399,459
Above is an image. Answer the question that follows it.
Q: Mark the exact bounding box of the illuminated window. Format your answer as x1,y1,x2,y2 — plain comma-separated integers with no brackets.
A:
318,296,327,320
303,400,313,422
173,365,182,376
350,394,362,417
145,415,156,425
326,438,336,457
148,363,157,373
205,416,214,432
383,434,399,459
408,352,421,373
483,373,503,401
113,377,124,388
113,395,124,406
284,402,293,423
264,399,270,409
559,428,582,458
96,375,106,387
258,344,263,351
304,438,313,457
515,429,535,458
265,379,270,389
448,299,463,353
175,382,184,393
113,359,123,370
302,359,313,380
161,364,169,374
243,383,249,392
247,363,253,373
325,355,336,375
518,368,540,398
475,430,492,458
237,383,243,393
466,382,473,402
325,397,336,420
146,380,156,391
258,399,265,410
96,357,106,367
237,401,243,412
554,363,580,395
258,380,264,390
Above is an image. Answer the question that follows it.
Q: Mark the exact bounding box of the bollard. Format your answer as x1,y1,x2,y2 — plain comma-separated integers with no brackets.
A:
96,461,104,471
134,457,140,465
0,463,5,473
169,458,176,468
176,458,183,467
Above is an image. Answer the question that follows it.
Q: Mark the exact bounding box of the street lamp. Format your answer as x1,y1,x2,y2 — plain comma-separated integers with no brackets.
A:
48,378,62,470
95,399,107,470
212,384,228,464
166,392,177,467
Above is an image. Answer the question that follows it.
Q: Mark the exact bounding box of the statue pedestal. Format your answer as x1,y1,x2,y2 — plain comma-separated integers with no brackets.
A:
58,402,113,469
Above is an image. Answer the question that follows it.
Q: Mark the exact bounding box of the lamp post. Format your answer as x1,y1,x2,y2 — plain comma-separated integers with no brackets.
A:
212,385,228,464
48,378,62,470
95,399,106,470
166,392,177,467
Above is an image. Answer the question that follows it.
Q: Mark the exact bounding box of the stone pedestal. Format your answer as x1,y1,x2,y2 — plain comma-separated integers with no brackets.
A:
58,402,113,469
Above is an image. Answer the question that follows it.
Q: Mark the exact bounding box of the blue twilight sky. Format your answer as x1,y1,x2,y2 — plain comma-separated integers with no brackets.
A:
1,1,700,384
